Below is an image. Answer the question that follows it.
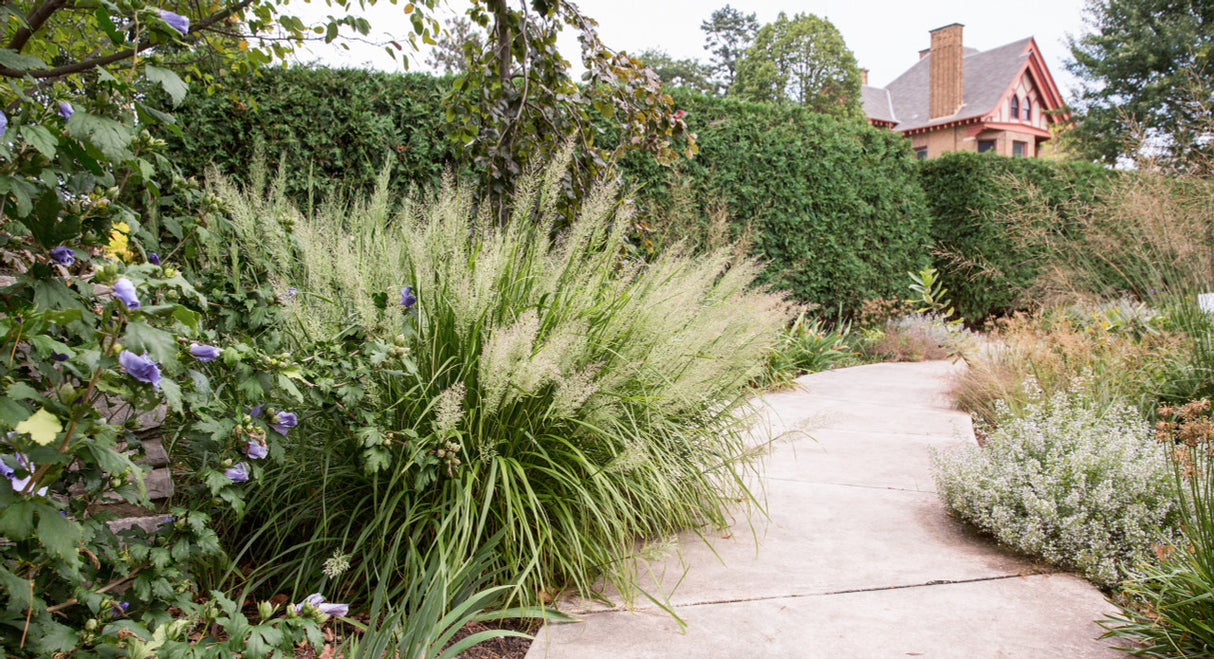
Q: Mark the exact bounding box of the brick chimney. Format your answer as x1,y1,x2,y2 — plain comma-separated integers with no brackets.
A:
928,23,964,120
860,68,868,86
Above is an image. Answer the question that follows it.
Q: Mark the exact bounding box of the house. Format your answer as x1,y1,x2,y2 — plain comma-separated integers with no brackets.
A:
861,23,1067,159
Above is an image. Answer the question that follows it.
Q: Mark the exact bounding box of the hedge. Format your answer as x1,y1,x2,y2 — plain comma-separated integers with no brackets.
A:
620,89,933,314
919,152,1115,323
166,68,933,314
167,67,460,201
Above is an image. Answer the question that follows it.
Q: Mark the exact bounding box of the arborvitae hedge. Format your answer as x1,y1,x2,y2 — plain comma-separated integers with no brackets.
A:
167,68,460,201
620,89,933,314
167,68,934,314
919,152,1115,323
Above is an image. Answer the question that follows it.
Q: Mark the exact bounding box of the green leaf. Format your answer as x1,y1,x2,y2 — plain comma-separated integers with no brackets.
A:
6,381,40,401
124,321,178,366
16,407,62,446
0,48,46,71
145,65,189,106
0,499,36,538
0,397,30,427
172,305,200,331
160,378,182,412
65,112,134,162
38,508,81,562
35,620,79,653
20,125,58,159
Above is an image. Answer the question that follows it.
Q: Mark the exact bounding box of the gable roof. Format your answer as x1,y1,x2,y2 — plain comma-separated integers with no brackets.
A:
863,36,1063,133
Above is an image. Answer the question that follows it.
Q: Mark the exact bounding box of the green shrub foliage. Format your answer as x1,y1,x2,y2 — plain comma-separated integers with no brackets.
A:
919,152,1115,323
167,68,460,202
621,89,933,314
166,71,930,315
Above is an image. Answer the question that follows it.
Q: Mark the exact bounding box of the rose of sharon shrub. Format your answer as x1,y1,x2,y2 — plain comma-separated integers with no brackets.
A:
932,377,1179,586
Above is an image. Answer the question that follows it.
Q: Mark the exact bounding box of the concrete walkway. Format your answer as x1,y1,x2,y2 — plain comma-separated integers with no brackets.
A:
525,360,1123,658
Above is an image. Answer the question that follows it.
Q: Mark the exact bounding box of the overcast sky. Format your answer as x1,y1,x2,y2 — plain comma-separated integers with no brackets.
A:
291,0,1093,100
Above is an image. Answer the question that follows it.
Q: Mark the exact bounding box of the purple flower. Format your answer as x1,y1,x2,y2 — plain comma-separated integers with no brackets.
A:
295,593,348,617
148,252,160,266
189,344,222,362
400,285,416,309
0,111,7,137
224,462,249,483
245,439,267,459
157,9,189,34
51,352,69,362
249,404,264,418
57,102,73,119
111,601,129,616
111,278,140,310
50,246,74,266
2,453,48,497
269,411,297,436
119,350,161,389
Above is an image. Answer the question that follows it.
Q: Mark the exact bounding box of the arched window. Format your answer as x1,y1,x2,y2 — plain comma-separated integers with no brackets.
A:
1010,95,1020,120
1023,97,1032,122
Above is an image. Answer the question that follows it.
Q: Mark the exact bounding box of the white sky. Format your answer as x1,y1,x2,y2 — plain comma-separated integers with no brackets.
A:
289,0,1092,100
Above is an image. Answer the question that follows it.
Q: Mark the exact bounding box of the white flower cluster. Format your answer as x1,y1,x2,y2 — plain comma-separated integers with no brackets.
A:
932,377,1179,586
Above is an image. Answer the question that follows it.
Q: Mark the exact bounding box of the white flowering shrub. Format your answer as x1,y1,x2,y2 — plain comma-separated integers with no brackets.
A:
932,378,1179,586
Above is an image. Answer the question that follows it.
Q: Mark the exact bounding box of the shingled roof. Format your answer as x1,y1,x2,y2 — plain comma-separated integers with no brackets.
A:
862,37,1035,132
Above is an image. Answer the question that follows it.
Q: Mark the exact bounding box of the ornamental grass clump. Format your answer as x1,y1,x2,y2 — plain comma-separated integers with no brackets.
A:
210,152,795,606
932,377,1179,587
1102,399,1214,656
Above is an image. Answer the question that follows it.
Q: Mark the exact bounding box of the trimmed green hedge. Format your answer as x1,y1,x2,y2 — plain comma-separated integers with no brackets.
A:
167,68,934,314
167,67,460,201
621,89,933,313
919,152,1115,323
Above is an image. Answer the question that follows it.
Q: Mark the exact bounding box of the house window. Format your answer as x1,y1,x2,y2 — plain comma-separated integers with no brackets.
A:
1023,98,1032,121
1013,141,1027,157
914,147,927,160
977,140,996,153
1010,95,1019,120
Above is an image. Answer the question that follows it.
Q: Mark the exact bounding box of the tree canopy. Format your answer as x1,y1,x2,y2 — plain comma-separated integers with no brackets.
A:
700,4,759,92
1066,0,1214,168
730,12,862,120
636,49,716,95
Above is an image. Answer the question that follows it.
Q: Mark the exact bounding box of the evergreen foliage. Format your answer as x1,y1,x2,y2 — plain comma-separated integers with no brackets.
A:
1066,0,1214,168
919,152,1115,323
167,68,460,202
621,89,932,313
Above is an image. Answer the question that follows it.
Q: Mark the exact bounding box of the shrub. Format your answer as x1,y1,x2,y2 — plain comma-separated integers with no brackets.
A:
760,313,857,387
919,151,1115,323
856,313,968,363
953,306,1188,428
204,154,796,607
932,378,1179,587
167,68,461,203
621,88,933,314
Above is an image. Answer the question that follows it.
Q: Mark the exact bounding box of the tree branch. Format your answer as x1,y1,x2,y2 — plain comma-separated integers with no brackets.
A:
8,0,68,53
0,0,258,79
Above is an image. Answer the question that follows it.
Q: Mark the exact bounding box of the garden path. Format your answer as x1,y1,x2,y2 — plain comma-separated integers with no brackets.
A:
524,360,1123,658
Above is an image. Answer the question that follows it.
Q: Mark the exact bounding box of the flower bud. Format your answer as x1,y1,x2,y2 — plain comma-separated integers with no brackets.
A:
85,618,98,631
257,601,277,621
57,383,78,404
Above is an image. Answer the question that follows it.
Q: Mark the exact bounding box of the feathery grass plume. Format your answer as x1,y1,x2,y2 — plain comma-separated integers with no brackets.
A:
209,150,796,610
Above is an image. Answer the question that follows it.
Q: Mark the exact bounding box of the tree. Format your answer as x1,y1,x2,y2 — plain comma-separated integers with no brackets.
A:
445,0,695,219
701,4,759,92
731,12,863,120
426,16,485,75
636,49,715,95
1066,0,1214,168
